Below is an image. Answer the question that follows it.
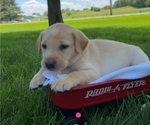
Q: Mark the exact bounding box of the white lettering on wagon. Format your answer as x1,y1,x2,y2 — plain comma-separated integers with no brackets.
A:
85,86,112,98
85,80,146,98
121,80,146,90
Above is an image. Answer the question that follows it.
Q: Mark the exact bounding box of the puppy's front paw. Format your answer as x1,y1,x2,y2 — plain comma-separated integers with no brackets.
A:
51,77,75,92
29,74,45,89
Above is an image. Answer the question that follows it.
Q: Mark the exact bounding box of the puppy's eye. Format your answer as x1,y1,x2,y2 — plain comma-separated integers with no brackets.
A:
60,44,69,50
42,44,46,49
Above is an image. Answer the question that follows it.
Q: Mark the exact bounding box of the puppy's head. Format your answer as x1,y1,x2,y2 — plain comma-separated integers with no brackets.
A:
37,23,89,71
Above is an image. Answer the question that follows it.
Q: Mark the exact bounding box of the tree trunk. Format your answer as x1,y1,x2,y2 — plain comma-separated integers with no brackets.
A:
110,0,113,15
47,0,64,26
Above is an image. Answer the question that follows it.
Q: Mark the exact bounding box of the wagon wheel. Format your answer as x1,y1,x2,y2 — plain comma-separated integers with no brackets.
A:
60,115,86,125
141,94,150,111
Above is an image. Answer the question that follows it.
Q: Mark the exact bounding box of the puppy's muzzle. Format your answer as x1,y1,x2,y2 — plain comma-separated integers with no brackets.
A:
45,61,56,70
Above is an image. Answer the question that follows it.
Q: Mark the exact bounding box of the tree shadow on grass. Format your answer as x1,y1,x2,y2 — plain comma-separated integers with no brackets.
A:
1,26,150,57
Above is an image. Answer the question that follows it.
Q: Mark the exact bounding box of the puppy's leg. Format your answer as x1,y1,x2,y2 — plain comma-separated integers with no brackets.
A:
29,68,45,89
51,69,99,92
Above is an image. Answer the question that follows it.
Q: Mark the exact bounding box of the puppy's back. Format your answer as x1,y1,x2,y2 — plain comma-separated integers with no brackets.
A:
87,39,149,76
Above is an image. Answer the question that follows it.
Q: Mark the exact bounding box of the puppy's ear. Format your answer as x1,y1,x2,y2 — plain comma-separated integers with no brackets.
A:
72,30,89,53
36,32,43,55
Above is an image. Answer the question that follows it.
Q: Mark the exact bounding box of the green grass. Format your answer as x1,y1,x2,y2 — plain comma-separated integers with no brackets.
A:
25,6,150,22
1,14,150,125
62,6,150,19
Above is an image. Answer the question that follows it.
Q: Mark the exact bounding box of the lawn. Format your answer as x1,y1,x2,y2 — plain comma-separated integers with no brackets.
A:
31,6,150,21
1,14,150,125
62,6,150,19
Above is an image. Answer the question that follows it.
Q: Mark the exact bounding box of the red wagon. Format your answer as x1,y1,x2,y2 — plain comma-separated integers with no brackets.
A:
47,75,150,125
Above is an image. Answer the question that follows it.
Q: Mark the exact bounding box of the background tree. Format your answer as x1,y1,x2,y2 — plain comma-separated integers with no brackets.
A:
0,0,22,21
113,0,150,8
145,0,150,6
90,6,101,11
32,13,41,17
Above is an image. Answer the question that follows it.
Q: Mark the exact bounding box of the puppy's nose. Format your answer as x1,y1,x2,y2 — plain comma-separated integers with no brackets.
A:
45,61,56,70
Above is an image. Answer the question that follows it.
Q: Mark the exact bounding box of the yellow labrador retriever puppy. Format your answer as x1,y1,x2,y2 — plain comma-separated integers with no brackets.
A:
29,23,149,91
